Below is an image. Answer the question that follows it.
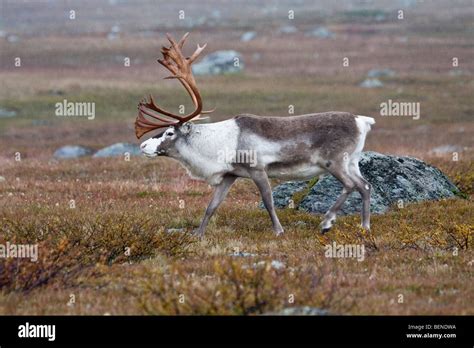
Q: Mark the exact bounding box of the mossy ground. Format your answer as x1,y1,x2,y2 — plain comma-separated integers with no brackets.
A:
0,155,472,315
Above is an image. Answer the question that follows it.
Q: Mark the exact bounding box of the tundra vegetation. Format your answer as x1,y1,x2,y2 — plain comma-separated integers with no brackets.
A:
0,0,473,314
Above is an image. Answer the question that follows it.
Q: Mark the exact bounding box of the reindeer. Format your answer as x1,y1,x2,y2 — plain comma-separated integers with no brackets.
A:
136,33,375,237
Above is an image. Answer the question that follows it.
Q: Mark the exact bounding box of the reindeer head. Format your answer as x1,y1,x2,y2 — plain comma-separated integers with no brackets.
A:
135,33,213,158
140,123,194,157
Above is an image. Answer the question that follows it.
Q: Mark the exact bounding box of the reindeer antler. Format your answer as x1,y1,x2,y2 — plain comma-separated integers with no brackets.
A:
135,33,214,139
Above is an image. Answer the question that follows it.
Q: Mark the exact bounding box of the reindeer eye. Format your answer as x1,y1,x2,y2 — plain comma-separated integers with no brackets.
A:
165,131,173,136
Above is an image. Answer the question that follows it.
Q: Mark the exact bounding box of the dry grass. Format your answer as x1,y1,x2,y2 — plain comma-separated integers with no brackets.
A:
0,155,472,315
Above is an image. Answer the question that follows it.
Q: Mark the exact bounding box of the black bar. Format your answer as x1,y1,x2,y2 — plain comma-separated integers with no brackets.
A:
0,315,472,346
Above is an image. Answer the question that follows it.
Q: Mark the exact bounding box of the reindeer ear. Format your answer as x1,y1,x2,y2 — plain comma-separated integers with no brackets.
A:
180,122,193,135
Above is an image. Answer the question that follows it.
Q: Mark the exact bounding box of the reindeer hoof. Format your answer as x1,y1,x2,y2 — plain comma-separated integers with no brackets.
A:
321,227,331,234
320,214,335,234
191,228,205,238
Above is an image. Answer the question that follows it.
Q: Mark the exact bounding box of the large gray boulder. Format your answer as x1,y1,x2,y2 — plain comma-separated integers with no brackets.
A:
192,51,243,75
270,152,459,215
272,181,308,208
93,143,141,158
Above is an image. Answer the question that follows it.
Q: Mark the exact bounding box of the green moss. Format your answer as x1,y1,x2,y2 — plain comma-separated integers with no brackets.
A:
453,189,469,200
291,177,319,207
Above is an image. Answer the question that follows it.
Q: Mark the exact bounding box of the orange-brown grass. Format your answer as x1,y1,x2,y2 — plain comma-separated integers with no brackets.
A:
0,155,472,315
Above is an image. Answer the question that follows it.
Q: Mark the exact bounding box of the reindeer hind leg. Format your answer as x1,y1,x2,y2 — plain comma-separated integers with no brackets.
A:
320,162,356,234
348,157,371,231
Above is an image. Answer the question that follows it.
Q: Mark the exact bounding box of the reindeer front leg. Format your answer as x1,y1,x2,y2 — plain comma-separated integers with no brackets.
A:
249,169,284,236
194,175,237,237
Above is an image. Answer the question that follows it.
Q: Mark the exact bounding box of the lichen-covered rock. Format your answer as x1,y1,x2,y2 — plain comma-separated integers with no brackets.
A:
272,180,309,208
270,152,459,215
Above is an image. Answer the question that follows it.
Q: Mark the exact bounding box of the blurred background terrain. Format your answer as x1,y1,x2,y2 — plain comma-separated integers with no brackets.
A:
0,0,473,158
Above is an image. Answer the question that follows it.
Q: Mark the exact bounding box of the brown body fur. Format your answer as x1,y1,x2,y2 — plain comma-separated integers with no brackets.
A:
235,112,359,159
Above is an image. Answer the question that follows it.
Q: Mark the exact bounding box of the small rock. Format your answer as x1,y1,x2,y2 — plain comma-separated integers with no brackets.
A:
367,68,396,78
397,36,408,43
6,34,19,43
93,143,141,158
359,78,384,88
107,32,119,40
400,0,417,7
252,53,261,62
251,260,285,270
48,89,65,96
106,25,120,40
263,6,278,15
240,31,257,42
374,13,387,22
0,108,17,118
265,306,330,316
278,25,298,34
305,27,335,39
229,252,258,258
195,16,207,26
449,69,467,77
0,176,6,182
270,260,285,270
192,50,243,76
114,55,128,63
166,228,186,234
32,120,53,126
294,220,307,228
430,145,464,155
110,25,120,33
253,261,266,268
53,145,94,159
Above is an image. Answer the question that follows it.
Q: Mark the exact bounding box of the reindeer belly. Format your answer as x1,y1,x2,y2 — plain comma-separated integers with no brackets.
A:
252,138,326,179
266,161,326,180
